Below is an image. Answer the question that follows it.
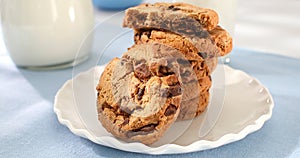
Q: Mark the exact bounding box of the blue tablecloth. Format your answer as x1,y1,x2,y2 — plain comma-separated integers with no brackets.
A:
1,48,300,158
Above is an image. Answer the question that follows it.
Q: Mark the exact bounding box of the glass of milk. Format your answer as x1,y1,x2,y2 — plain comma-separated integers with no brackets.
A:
174,0,237,63
0,0,94,70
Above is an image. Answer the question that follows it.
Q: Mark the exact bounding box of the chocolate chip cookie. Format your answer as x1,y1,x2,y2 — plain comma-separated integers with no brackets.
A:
97,43,187,145
123,2,219,33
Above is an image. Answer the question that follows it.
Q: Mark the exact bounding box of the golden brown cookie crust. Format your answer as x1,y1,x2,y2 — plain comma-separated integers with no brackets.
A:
209,26,233,56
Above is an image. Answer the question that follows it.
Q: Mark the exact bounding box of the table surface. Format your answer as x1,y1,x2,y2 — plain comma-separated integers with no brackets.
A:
1,0,300,157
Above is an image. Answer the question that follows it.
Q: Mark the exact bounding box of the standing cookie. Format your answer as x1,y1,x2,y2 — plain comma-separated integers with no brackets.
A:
97,43,190,144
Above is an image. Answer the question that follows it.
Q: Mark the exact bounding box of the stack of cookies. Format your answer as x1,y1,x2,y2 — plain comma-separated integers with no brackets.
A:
96,2,232,145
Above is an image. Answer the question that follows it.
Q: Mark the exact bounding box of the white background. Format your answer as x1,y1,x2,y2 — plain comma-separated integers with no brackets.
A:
235,0,300,59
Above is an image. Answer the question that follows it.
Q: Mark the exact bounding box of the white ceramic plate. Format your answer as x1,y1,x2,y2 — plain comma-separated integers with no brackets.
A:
54,65,274,155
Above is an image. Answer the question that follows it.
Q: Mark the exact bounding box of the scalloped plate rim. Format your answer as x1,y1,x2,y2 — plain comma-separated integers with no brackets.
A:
53,65,274,155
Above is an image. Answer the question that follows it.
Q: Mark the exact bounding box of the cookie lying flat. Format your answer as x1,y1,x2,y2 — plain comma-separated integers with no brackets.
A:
134,29,218,76
181,76,211,102
123,2,216,42
123,2,219,33
177,75,211,121
135,26,232,58
209,26,233,56
178,90,210,120
97,43,186,145
124,2,232,57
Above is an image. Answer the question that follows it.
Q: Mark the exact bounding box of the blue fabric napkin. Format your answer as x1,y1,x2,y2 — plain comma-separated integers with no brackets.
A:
1,48,300,157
